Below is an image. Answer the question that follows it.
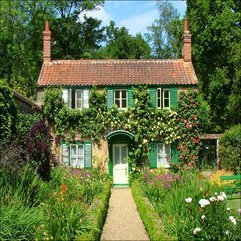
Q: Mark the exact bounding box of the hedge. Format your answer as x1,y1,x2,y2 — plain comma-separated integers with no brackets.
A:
76,179,112,240
131,180,177,241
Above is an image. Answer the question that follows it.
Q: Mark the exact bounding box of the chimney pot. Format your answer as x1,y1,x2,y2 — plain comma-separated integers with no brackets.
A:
184,19,189,32
45,20,49,32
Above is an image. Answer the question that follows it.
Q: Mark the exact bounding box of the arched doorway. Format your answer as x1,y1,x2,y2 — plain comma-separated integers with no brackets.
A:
107,130,134,185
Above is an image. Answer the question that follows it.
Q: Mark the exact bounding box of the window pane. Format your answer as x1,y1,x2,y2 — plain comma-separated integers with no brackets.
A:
157,144,163,167
164,144,171,167
62,144,69,165
164,90,169,98
76,99,82,109
122,90,126,98
114,146,120,165
78,145,84,168
115,90,120,99
122,99,127,108
157,89,161,98
62,90,68,104
121,146,127,164
164,99,169,108
76,90,81,99
70,145,77,167
115,99,120,107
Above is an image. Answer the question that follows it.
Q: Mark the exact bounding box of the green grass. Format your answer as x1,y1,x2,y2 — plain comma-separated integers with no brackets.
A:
227,193,241,212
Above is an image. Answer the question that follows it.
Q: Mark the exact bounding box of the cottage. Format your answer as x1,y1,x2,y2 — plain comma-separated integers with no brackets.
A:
37,20,198,185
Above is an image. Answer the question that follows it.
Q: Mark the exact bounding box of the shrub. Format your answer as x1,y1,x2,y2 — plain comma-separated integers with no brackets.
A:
131,180,176,241
220,125,241,174
0,79,17,143
25,120,54,180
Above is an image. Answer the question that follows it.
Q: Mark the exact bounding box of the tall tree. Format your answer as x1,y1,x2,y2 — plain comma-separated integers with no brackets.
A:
146,0,182,58
0,0,104,97
94,21,151,59
186,0,241,131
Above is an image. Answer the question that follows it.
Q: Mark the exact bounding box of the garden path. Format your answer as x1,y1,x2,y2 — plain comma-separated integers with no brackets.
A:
101,188,149,241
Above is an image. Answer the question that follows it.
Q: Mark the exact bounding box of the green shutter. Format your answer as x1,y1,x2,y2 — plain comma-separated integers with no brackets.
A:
107,89,114,110
170,87,178,108
128,88,133,108
149,88,157,108
149,143,157,168
171,142,179,163
84,143,92,168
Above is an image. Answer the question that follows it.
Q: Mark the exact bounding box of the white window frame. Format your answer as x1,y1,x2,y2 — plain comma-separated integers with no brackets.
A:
114,89,127,109
157,88,162,109
163,88,170,109
70,144,84,168
157,143,171,168
75,89,82,110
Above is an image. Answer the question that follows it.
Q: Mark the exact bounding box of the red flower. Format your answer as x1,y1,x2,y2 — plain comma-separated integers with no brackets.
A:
193,155,198,160
194,139,200,144
193,115,197,120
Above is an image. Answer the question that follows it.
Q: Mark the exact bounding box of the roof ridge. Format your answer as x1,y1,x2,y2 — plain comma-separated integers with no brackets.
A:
50,59,184,65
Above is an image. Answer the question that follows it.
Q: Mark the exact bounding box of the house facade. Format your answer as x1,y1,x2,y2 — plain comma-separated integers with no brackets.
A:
37,21,198,185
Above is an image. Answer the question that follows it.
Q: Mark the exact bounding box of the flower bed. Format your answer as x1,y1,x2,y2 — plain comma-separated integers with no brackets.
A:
134,169,241,240
0,165,111,240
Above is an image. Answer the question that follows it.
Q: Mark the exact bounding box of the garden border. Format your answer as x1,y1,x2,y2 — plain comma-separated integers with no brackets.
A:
76,180,112,240
131,180,177,241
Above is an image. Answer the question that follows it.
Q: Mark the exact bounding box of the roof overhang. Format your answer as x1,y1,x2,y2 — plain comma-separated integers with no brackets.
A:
107,130,134,141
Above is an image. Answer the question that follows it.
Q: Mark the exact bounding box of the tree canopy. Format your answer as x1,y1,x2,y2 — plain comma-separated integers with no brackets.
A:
187,0,241,131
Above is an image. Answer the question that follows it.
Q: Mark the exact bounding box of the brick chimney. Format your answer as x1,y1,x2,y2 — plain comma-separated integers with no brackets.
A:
43,20,51,63
182,19,191,62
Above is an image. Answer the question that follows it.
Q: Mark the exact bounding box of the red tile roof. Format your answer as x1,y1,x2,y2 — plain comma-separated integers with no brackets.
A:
38,59,198,86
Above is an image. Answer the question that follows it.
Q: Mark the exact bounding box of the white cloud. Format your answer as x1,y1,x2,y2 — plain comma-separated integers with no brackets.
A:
78,6,112,26
119,9,158,35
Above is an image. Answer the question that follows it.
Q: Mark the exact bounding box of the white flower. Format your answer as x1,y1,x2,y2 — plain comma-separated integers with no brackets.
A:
229,216,237,225
185,197,192,203
199,199,210,208
215,192,218,195
227,207,231,212
209,197,216,202
225,230,230,235
217,195,224,201
220,192,227,199
193,227,201,235
201,215,206,220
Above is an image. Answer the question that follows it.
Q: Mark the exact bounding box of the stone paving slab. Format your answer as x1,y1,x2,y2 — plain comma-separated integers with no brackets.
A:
101,188,149,241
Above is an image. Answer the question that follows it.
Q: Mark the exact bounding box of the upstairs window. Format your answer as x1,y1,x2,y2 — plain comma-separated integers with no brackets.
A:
62,89,89,109
157,88,170,109
114,89,127,109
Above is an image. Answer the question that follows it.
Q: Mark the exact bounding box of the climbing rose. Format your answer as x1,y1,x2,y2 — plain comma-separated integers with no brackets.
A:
185,197,192,203
199,199,210,208
193,228,201,235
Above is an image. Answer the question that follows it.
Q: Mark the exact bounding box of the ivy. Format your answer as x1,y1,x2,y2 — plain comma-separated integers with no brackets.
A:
44,86,207,167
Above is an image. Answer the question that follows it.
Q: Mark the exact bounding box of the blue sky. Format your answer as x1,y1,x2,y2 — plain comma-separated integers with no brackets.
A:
79,1,186,35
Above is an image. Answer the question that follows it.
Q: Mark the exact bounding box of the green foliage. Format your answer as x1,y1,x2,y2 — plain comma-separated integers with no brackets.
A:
177,90,210,166
76,180,112,240
187,0,241,131
16,112,41,145
0,165,43,240
220,125,241,174
139,170,241,240
0,79,17,143
0,0,104,97
95,21,151,59
36,167,111,241
131,179,176,241
25,120,54,180
146,1,182,58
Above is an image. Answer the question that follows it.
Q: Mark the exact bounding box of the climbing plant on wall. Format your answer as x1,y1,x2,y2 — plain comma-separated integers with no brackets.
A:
176,90,210,167
44,86,207,168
